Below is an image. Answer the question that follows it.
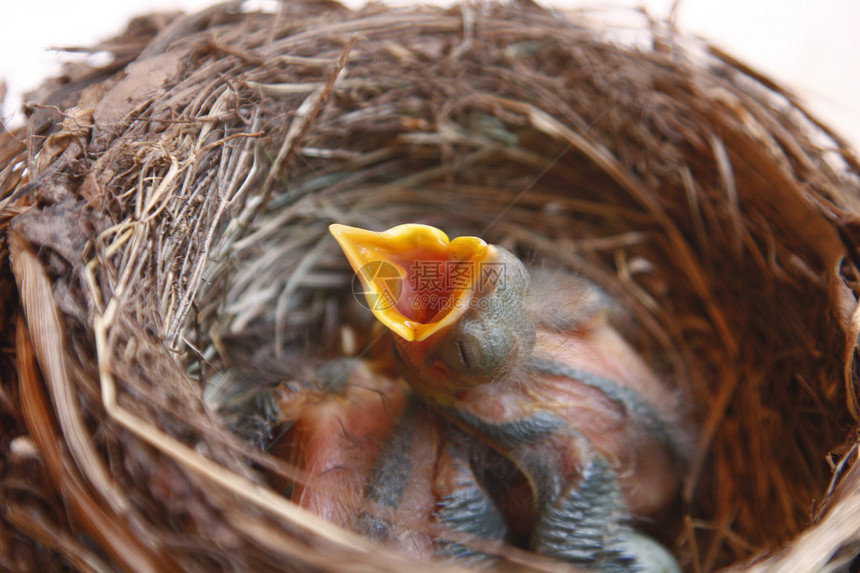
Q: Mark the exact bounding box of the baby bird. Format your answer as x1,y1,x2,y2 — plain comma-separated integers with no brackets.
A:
273,359,509,564
330,223,688,572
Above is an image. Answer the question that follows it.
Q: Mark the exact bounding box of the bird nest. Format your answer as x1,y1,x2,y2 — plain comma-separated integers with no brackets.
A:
2,1,860,571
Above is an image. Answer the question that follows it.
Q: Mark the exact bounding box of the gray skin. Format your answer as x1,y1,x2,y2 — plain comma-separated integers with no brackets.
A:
426,248,536,388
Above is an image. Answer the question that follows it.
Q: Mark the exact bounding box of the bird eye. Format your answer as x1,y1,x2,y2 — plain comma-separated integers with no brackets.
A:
456,339,471,370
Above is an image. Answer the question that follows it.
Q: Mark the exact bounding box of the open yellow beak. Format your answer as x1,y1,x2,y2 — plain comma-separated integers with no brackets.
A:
329,223,497,341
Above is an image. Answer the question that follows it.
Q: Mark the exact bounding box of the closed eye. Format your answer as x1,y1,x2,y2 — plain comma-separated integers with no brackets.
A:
456,339,471,370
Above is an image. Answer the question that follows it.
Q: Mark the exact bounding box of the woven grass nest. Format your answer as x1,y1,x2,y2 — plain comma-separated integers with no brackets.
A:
2,1,860,571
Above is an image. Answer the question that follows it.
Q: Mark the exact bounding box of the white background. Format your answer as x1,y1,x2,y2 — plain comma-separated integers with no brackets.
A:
2,0,858,150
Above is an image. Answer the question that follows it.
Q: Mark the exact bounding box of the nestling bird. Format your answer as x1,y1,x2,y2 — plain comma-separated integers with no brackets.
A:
205,335,513,561
330,223,690,572
272,358,509,564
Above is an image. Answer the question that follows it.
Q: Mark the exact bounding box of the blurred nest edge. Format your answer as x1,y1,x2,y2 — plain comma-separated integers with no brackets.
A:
1,0,860,572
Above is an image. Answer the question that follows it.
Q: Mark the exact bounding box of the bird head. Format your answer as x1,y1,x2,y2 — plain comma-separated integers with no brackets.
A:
330,223,535,396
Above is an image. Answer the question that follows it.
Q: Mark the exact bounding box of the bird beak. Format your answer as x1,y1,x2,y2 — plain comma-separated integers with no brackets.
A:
330,223,497,342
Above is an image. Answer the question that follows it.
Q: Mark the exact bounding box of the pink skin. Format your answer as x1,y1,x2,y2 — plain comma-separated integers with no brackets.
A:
393,311,684,523
530,320,684,517
361,407,445,558
275,363,476,559
277,364,409,526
